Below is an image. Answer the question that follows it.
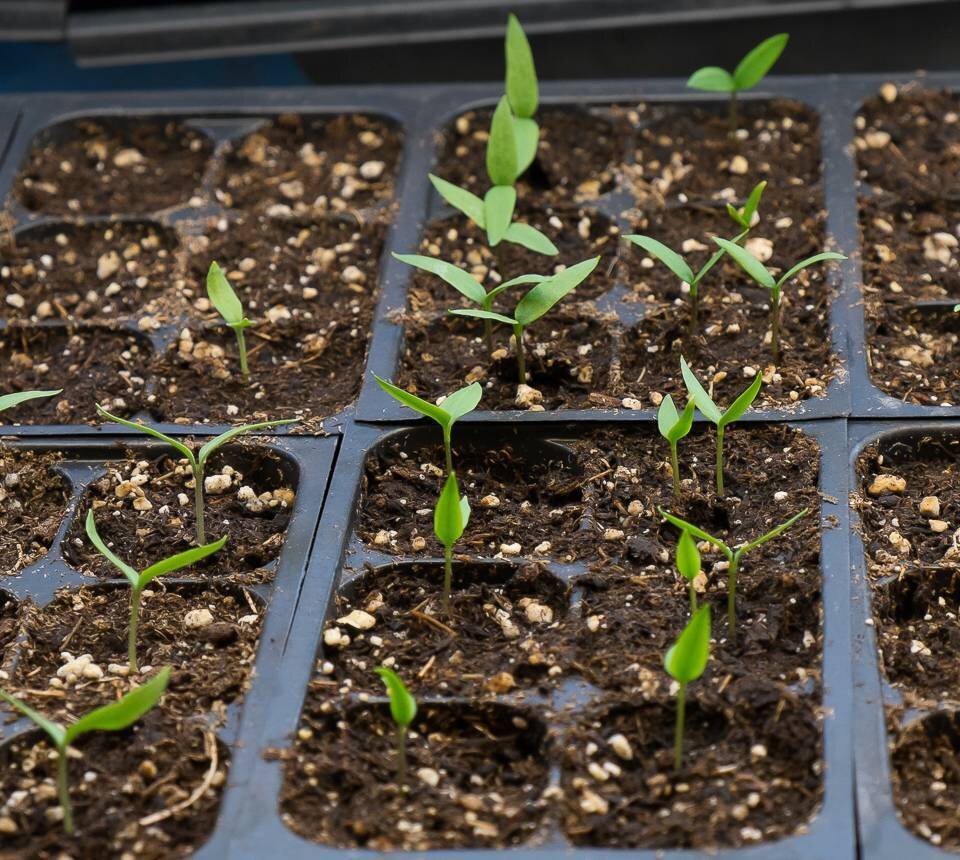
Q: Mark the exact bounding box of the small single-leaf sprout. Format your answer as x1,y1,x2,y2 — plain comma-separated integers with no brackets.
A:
676,529,701,612
0,667,170,835
95,405,297,545
373,376,482,476
657,394,695,496
713,237,846,361
505,13,539,175
660,506,809,638
374,666,417,787
680,356,762,497
434,472,470,613
450,256,600,385
664,605,710,771
0,389,62,413
625,181,765,332
85,509,226,672
207,261,253,383
687,33,789,134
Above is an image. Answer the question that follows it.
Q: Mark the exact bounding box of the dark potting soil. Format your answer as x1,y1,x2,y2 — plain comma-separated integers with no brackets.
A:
0,326,152,425
0,449,68,575
63,447,294,580
214,114,402,214
0,710,226,857
0,591,18,657
13,118,211,215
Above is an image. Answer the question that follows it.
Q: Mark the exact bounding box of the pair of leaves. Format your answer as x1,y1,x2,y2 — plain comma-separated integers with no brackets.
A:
0,389,61,413
713,237,846,296
374,376,482,432
664,605,711,684
657,394,695,445
85,509,226,590
375,666,417,728
687,33,789,94
435,473,470,549
679,357,762,429
207,261,252,331
0,667,171,752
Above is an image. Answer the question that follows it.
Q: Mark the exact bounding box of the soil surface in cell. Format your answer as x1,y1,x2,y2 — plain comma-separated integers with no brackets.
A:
0,592,19,656
0,710,226,857
279,702,549,850
14,118,211,215
3,584,261,721
215,113,401,213
0,326,152,424
64,447,294,580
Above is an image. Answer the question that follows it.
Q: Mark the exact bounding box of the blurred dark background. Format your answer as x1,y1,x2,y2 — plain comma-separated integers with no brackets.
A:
1,0,959,91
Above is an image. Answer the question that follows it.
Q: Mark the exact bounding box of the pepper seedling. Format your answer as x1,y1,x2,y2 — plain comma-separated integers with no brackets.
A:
450,255,600,385
0,389,62,412
660,506,809,638
676,529,701,612
713,237,846,362
679,356,762,497
687,33,789,134
373,376,482,476
657,395,695,497
374,666,417,787
95,405,297,545
85,509,226,672
434,472,470,614
207,261,253,383
0,667,170,835
625,181,765,333
664,605,710,771
505,13,539,176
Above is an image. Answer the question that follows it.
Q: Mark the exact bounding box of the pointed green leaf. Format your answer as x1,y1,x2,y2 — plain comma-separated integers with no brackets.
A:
740,180,767,225
197,419,298,466
679,357,722,424
429,174,486,228
486,96,519,187
657,394,679,439
139,535,227,588
206,261,247,327
0,689,66,749
513,117,539,174
739,508,810,554
505,14,538,118
667,398,696,444
375,666,417,728
625,235,694,284
85,509,139,587
392,253,487,305
434,473,466,549
719,373,763,428
0,389,61,413
374,376,450,427
515,256,600,326
664,605,711,683
713,236,775,290
65,667,170,745
96,405,195,463
450,308,518,326
686,66,736,93
484,185,516,246
733,33,789,91
437,382,482,423
499,274,549,290
658,507,729,555
459,494,472,530
676,530,701,583
502,221,558,255
776,252,846,289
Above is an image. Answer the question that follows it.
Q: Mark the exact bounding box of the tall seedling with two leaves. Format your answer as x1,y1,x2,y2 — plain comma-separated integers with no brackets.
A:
435,472,470,613
207,261,253,383
657,395,695,496
664,605,710,771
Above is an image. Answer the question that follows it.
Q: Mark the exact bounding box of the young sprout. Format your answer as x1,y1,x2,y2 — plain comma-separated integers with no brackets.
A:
434,472,470,614
657,395,695,497
373,377,482,476
713,237,846,361
660,506,809,638
207,261,253,383
505,13,539,175
664,605,710,771
85,510,226,672
625,181,765,333
374,666,417,787
680,356,762,497
0,667,170,835
95,405,297,545
687,33,789,134
450,255,600,385
676,529,701,612
0,389,62,412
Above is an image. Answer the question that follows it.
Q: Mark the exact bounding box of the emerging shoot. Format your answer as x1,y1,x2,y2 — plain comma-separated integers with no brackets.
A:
207,261,253,382
374,666,417,787
664,605,710,771
434,472,470,613
0,389,62,413
713,237,845,361
373,376,482,476
660,506,809,638
96,405,297,545
676,529,701,612
0,667,170,835
85,510,226,672
657,394,695,496
680,356,762,497
505,13,539,176
687,33,789,134
450,256,600,385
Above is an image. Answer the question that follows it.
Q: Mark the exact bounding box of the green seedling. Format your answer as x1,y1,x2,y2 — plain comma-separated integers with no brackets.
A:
505,13,539,175
625,181,765,333
657,394,695,496
373,377,482,476
207,261,253,382
0,389,62,413
660,506,809,638
85,510,226,672
95,405,296,545
679,356,762,497
676,529,701,612
0,667,170,835
434,473,470,613
450,255,600,385
375,666,417,787
664,605,710,771
713,237,845,362
687,33,789,134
